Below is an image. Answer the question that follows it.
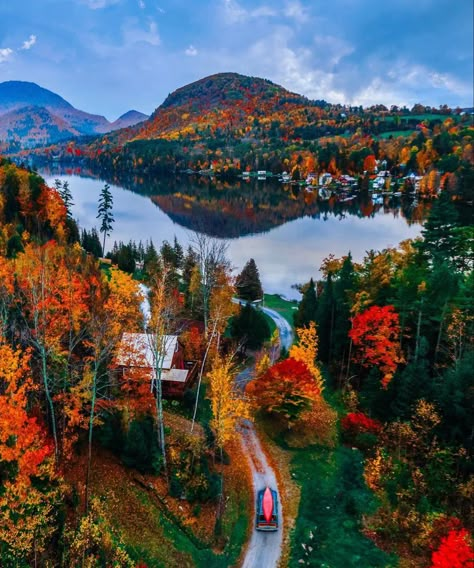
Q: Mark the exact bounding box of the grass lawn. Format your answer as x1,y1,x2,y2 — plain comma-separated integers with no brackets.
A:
288,444,397,568
263,293,299,329
378,130,416,139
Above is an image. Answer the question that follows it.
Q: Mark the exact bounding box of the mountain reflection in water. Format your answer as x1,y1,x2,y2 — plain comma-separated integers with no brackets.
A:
40,165,431,238
40,165,425,297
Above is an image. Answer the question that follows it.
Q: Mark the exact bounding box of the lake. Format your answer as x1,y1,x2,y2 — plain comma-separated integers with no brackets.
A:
41,168,425,299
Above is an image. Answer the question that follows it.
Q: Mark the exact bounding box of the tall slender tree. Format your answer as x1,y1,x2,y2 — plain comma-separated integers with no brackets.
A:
294,278,318,328
97,183,114,255
55,179,74,219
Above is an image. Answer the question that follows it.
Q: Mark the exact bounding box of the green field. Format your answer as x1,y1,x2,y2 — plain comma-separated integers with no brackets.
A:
288,445,397,568
378,130,416,139
263,293,298,328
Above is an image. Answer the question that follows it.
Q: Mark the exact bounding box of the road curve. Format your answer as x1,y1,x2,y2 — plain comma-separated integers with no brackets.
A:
237,307,294,568
260,306,294,351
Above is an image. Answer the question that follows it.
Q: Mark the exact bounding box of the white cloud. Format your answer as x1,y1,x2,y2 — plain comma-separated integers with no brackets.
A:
123,19,160,46
138,0,145,8
221,0,276,23
21,34,37,50
312,35,354,67
0,48,13,63
284,1,308,24
185,45,198,56
80,0,120,9
241,29,347,103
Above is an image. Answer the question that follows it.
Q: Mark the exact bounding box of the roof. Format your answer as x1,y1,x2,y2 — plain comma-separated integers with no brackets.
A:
116,333,178,370
161,369,189,383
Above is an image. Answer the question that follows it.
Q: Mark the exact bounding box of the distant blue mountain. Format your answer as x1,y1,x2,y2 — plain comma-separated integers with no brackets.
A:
0,81,149,147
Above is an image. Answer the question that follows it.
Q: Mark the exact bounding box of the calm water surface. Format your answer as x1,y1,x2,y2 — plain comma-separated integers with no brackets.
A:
42,170,424,299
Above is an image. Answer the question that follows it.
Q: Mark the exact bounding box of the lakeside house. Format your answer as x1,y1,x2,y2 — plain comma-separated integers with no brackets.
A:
115,332,199,397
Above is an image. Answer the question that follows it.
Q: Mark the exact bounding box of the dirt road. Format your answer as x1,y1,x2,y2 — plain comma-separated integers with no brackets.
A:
238,307,293,568
240,420,283,568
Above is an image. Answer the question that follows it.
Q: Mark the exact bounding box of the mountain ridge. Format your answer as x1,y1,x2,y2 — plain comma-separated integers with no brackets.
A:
0,81,149,147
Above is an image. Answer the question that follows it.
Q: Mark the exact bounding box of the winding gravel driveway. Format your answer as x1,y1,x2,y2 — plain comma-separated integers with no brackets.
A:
237,305,294,568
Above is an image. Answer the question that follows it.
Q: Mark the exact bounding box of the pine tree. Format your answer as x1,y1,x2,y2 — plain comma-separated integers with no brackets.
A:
231,303,270,350
332,254,356,361
294,278,317,328
56,180,74,219
316,273,334,363
419,191,460,267
97,183,114,255
236,258,263,302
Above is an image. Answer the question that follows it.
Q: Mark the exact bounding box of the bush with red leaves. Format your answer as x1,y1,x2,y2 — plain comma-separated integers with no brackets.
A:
341,412,382,436
430,528,474,568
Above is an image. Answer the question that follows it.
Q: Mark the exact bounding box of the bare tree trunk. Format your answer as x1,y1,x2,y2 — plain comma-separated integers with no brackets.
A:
85,364,98,514
40,346,59,458
191,319,218,432
154,364,168,483
414,298,424,363
434,301,448,366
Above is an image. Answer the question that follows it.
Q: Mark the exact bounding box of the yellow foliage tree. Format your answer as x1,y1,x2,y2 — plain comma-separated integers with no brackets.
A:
290,322,324,392
207,355,249,449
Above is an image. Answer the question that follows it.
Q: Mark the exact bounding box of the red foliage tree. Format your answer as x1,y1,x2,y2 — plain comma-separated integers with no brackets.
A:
341,412,382,436
349,305,402,387
246,358,320,426
430,528,474,568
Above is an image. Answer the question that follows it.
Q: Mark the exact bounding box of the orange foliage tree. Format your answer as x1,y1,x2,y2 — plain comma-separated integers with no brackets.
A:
0,337,60,560
349,305,403,387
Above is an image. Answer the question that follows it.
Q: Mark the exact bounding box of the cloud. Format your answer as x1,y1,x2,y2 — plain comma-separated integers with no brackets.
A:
221,0,276,24
185,45,198,56
138,0,145,8
21,34,37,50
283,0,308,23
79,0,120,9
123,19,160,46
0,48,13,63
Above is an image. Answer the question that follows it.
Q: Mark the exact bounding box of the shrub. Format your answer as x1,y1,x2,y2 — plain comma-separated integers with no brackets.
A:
341,412,382,436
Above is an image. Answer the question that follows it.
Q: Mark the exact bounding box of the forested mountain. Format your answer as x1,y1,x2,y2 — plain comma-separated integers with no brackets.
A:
35,72,467,202
0,81,149,147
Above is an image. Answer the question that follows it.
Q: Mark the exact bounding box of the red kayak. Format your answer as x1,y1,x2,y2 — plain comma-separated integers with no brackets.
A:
262,487,273,523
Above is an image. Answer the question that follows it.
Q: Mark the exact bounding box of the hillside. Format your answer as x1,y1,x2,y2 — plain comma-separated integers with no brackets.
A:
111,109,149,130
14,73,474,203
107,72,323,145
0,81,148,147
0,105,81,147
0,80,73,112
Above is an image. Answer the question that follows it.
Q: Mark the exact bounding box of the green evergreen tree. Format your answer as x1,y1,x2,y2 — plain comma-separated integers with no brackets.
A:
231,303,270,350
173,236,184,269
294,278,318,328
236,258,264,302
117,243,136,273
97,183,114,255
316,274,334,363
55,179,74,219
418,191,461,267
332,254,356,361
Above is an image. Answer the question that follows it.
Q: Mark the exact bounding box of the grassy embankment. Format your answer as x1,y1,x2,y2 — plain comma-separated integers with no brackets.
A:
263,293,298,329
258,384,398,568
68,409,251,568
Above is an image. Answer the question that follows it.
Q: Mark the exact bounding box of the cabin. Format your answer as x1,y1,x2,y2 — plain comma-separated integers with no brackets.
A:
115,332,199,397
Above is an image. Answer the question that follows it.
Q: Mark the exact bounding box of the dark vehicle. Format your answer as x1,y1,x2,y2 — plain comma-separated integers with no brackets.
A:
256,487,278,531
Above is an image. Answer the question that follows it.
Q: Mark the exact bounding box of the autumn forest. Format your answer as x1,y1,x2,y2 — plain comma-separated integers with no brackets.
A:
0,70,473,568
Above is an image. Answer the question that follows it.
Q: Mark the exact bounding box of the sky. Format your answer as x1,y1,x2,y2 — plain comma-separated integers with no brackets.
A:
0,0,472,120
